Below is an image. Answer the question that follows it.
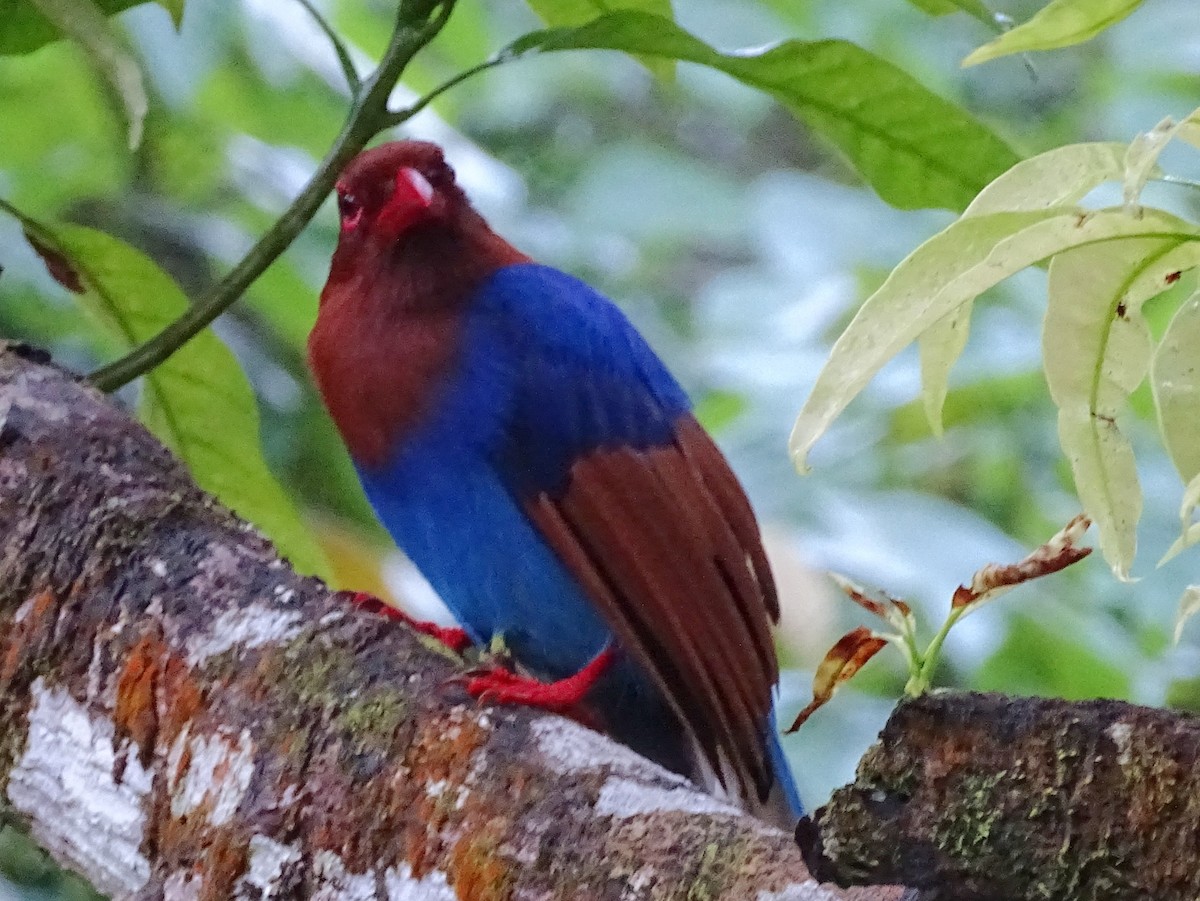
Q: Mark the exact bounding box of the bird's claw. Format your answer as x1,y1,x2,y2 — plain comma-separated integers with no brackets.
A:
338,590,472,654
450,647,617,715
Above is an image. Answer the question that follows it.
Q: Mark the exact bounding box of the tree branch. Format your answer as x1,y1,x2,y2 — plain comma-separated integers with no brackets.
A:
87,0,456,394
806,691,1200,900
0,345,905,900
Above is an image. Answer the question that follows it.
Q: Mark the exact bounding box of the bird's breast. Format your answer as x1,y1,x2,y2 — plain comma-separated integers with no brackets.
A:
308,297,471,467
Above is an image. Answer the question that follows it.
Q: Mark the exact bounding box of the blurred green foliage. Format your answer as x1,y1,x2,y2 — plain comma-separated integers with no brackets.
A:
0,0,1198,896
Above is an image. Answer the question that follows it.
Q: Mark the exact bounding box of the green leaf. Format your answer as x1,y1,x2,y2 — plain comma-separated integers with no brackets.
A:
906,0,1004,31
522,0,675,79
789,206,1200,473
510,11,1019,211
26,0,147,148
3,201,331,580
963,0,1145,67
0,0,182,55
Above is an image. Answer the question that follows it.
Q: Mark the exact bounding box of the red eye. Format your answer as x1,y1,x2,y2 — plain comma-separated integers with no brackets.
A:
337,192,362,230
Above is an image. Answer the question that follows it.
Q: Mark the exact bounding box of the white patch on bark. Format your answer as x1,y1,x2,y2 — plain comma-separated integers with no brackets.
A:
311,851,376,901
384,863,457,901
235,835,303,899
163,870,203,901
756,882,842,900
596,776,741,819
618,866,656,900
185,603,302,666
1107,720,1133,766
531,717,685,784
11,593,39,623
170,728,255,826
6,679,152,898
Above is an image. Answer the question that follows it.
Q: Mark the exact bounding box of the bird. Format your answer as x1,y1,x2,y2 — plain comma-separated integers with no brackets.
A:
307,140,802,825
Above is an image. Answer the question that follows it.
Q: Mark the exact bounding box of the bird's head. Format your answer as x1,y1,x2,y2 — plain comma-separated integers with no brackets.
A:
332,140,466,249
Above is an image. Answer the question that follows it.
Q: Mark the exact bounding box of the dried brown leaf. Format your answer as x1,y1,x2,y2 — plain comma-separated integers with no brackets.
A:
25,230,85,294
952,513,1092,610
785,626,888,733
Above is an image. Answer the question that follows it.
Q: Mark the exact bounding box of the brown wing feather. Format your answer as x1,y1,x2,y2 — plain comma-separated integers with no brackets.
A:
524,416,780,802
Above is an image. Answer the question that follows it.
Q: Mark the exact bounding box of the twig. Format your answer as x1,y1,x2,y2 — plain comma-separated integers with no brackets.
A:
295,0,362,94
88,0,458,393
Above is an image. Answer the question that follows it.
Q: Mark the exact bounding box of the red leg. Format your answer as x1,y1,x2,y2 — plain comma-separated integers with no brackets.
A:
340,591,471,654
464,647,616,713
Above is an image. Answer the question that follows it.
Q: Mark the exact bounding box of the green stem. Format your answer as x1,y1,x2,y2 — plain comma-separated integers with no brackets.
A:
905,606,963,697
89,0,456,393
295,0,362,94
383,52,510,127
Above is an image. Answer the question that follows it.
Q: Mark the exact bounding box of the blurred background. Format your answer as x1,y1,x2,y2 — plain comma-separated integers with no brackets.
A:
3,0,1200,896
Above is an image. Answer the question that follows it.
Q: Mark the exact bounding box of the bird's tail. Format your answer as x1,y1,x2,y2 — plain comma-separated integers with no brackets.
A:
691,710,803,829
754,719,803,828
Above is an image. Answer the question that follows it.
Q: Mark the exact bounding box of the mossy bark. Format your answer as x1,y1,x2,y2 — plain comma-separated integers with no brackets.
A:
806,691,1200,900
0,346,902,901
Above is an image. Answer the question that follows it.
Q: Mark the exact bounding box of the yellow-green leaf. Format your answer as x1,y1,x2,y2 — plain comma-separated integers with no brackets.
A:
916,143,1128,431
4,201,330,579
1124,109,1200,210
1153,290,1200,485
918,306,971,436
963,0,1145,67
789,206,1200,473
1174,585,1200,644
964,142,1127,215
1043,240,1180,577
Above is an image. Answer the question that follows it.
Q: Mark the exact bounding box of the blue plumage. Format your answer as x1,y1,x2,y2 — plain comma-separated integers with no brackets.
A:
357,265,682,669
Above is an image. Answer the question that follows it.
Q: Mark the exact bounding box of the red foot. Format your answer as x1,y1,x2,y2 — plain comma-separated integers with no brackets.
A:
463,647,616,713
341,591,471,654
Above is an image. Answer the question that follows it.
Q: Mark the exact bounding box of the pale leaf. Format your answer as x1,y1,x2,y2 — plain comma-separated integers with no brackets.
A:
790,206,1200,472
1153,290,1200,485
1056,406,1140,579
1174,585,1200,644
964,142,1127,216
1124,109,1200,210
1042,239,1190,576
917,141,1128,432
919,304,972,435
1160,472,1200,565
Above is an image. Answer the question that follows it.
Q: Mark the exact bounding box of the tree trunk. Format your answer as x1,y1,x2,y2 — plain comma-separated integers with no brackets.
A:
0,344,905,901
